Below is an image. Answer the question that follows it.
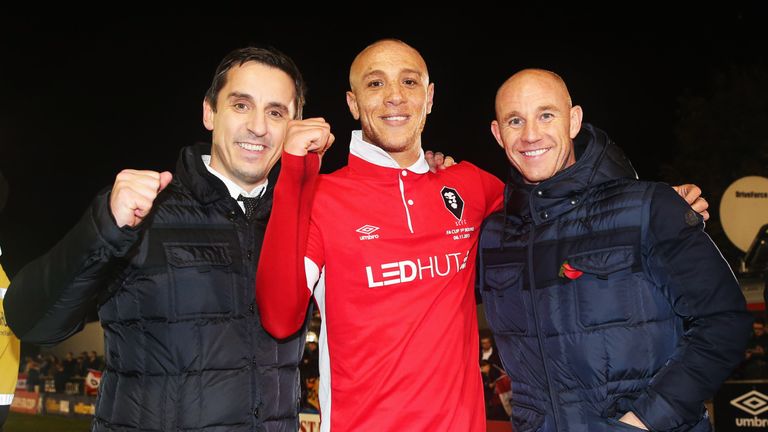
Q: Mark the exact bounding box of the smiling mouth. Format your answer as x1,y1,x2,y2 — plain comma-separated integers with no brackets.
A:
381,115,410,123
521,148,549,157
237,142,266,152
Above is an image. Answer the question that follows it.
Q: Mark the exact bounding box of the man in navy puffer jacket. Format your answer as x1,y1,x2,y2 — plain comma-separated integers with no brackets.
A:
478,69,752,431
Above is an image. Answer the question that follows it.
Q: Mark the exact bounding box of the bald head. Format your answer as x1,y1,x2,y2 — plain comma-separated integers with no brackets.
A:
490,68,583,184
344,39,434,168
349,39,429,91
495,69,572,121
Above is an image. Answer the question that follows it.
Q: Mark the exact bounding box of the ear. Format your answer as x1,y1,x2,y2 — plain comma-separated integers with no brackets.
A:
203,99,215,131
569,105,583,139
346,91,360,120
426,82,435,114
491,120,504,149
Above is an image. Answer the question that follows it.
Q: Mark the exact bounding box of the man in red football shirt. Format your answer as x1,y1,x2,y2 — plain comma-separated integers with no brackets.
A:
256,39,706,432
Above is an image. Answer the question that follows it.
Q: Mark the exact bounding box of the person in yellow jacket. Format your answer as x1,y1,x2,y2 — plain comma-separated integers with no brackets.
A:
0,170,19,430
0,248,20,430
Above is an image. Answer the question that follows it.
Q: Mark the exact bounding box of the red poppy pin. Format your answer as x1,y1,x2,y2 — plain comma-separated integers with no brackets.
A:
559,261,583,280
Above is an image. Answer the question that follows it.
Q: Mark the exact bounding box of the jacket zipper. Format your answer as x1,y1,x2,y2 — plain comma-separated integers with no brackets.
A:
527,223,562,430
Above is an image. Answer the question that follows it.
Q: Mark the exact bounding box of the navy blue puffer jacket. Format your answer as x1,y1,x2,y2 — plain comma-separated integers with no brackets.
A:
478,124,751,432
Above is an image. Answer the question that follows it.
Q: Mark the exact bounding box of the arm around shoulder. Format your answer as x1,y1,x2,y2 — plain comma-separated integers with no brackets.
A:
631,184,752,430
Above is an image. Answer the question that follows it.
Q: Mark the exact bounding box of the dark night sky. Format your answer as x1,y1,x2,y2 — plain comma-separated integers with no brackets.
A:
1,11,766,274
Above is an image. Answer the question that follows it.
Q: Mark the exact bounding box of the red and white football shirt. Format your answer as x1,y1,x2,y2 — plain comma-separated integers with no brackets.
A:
302,132,503,431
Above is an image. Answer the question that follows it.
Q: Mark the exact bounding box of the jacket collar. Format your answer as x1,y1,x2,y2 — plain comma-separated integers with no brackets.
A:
506,123,638,225
175,143,279,220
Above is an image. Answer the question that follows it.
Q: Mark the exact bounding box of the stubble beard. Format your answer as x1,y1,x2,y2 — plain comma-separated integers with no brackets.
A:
362,122,423,157
233,165,268,189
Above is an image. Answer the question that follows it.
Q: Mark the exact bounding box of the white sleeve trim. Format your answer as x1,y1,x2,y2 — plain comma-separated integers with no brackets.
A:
305,257,321,294
0,393,14,405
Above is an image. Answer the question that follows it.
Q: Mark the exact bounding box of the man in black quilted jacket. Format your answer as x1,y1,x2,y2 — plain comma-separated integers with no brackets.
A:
3,46,312,431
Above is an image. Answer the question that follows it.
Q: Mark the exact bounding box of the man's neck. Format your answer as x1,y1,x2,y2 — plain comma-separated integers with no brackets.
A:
349,131,429,174
387,147,422,168
203,155,267,198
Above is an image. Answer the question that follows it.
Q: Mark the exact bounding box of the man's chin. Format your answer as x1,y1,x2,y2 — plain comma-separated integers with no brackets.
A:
234,169,267,187
374,136,415,154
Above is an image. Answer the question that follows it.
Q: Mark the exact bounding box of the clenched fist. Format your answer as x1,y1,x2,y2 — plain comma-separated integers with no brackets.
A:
283,118,334,159
110,169,173,228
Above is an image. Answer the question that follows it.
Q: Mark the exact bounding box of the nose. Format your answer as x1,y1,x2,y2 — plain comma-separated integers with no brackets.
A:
384,83,405,106
248,110,268,137
521,120,542,143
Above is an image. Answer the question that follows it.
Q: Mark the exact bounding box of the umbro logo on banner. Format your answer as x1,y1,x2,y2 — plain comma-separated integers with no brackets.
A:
441,187,464,220
730,390,768,416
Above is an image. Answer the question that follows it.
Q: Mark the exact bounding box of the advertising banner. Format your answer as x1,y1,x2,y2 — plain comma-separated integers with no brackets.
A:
714,380,768,430
10,390,40,414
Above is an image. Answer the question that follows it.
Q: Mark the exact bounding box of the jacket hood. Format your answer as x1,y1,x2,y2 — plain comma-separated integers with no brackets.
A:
506,123,637,225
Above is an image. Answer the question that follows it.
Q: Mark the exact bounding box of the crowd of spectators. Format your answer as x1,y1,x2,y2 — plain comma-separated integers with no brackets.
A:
732,316,768,379
20,350,103,394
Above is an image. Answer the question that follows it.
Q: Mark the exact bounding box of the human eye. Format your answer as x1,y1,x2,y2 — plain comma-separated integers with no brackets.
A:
540,112,555,122
508,117,524,128
268,109,285,119
367,80,383,88
233,102,250,112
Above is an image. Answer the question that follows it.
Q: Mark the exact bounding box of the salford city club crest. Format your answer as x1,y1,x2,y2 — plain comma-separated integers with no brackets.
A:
441,186,464,220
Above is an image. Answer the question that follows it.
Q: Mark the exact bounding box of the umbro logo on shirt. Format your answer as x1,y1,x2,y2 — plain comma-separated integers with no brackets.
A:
356,225,379,235
356,225,380,240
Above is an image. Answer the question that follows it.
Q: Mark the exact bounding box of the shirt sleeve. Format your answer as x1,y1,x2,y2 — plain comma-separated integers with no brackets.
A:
255,152,320,339
304,217,324,290
630,184,753,430
470,163,504,218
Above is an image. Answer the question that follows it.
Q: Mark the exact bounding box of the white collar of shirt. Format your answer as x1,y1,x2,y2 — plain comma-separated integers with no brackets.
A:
202,155,266,214
349,130,430,174
201,155,267,199
481,348,494,360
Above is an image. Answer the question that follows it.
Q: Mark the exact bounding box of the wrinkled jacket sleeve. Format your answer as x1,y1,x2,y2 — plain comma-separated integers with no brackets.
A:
631,184,752,430
256,152,319,339
3,189,139,345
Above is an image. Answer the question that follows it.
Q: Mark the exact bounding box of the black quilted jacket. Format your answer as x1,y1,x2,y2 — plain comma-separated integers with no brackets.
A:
5,144,306,431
